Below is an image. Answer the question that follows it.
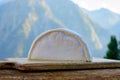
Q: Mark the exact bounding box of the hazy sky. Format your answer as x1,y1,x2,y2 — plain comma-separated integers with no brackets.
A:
0,0,11,5
72,0,120,14
0,0,9,3
0,0,120,14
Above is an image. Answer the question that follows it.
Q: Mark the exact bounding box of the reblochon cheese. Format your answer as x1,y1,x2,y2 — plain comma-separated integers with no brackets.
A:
28,28,91,62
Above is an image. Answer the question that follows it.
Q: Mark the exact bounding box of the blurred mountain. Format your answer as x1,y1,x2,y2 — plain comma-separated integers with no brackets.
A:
0,0,110,60
0,0,12,5
83,8,120,37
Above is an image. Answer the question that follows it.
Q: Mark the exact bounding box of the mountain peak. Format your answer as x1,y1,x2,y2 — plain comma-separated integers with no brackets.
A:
0,0,106,60
91,8,111,14
93,8,119,15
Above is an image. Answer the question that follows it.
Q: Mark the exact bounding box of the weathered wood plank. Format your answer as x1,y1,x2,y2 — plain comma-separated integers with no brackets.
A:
0,61,14,69
1,59,120,80
3,58,120,71
0,69,120,80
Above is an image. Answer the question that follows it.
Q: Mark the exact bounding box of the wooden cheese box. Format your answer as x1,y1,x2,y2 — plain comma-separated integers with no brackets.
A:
0,58,120,71
0,58,120,80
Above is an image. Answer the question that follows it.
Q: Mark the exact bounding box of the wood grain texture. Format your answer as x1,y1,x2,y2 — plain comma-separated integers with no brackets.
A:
14,62,120,71
3,58,120,71
0,69,120,80
0,61,14,69
1,60,120,80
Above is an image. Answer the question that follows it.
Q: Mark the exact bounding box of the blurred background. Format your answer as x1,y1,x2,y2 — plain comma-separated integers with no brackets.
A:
0,0,120,60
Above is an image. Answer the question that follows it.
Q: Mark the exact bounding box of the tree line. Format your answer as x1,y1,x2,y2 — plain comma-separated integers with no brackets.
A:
104,35,120,60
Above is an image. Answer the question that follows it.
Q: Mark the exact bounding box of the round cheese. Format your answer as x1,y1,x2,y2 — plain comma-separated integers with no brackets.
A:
28,28,91,62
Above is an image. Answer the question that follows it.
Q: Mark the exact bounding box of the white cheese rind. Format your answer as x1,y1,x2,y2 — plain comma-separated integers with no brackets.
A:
28,29,91,62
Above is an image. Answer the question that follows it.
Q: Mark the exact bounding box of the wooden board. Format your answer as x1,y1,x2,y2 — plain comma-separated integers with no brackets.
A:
1,69,120,80
0,58,120,71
